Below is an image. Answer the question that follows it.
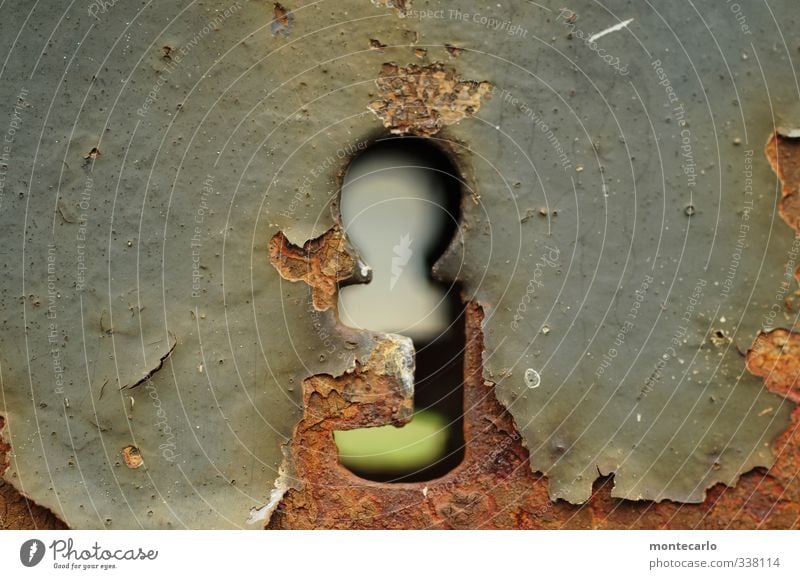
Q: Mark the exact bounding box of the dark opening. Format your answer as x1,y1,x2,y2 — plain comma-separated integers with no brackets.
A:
335,136,466,482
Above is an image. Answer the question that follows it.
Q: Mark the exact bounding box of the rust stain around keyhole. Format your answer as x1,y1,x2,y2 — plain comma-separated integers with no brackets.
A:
266,132,800,529
265,134,559,528
334,137,467,482
269,299,543,529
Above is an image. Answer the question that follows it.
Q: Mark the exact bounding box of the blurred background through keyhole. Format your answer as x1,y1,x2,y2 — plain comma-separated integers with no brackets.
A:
335,137,466,482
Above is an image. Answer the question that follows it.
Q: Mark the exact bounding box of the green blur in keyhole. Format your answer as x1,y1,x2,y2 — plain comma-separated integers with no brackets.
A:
334,410,449,474
334,136,466,481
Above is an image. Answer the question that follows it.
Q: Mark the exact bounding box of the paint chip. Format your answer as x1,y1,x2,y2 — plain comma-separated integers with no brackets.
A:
122,445,143,469
524,368,541,389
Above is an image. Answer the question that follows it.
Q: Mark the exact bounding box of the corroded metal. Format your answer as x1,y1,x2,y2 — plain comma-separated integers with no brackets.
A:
2,0,800,529
270,303,800,529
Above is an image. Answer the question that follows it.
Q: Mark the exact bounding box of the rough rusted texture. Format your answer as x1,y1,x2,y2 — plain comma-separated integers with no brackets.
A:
766,132,800,233
0,482,67,530
368,63,492,137
269,303,800,529
747,330,800,404
303,335,415,430
0,418,7,478
121,445,144,469
269,226,357,311
0,417,66,529
271,2,293,37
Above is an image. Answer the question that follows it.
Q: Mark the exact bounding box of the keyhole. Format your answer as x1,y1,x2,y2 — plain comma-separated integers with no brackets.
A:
334,137,466,482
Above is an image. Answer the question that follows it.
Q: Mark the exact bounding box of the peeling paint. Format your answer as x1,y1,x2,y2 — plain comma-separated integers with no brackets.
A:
747,330,800,404
269,226,359,311
766,131,800,233
270,304,800,528
121,445,144,469
271,3,294,37
3,0,800,530
121,332,177,390
368,63,492,136
248,453,294,525
370,0,410,18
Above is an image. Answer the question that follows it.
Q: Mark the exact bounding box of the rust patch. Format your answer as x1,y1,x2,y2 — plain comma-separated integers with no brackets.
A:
6,135,800,529
268,302,587,529
0,481,67,530
444,44,464,58
0,416,67,529
269,128,800,529
369,39,387,52
269,302,800,529
747,329,800,404
271,3,293,37
766,131,800,233
0,417,9,477
268,226,357,311
303,336,414,431
370,0,410,18
368,63,492,137
121,445,144,469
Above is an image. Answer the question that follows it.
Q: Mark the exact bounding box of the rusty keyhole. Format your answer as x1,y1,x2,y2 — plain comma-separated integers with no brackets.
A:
335,136,466,482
